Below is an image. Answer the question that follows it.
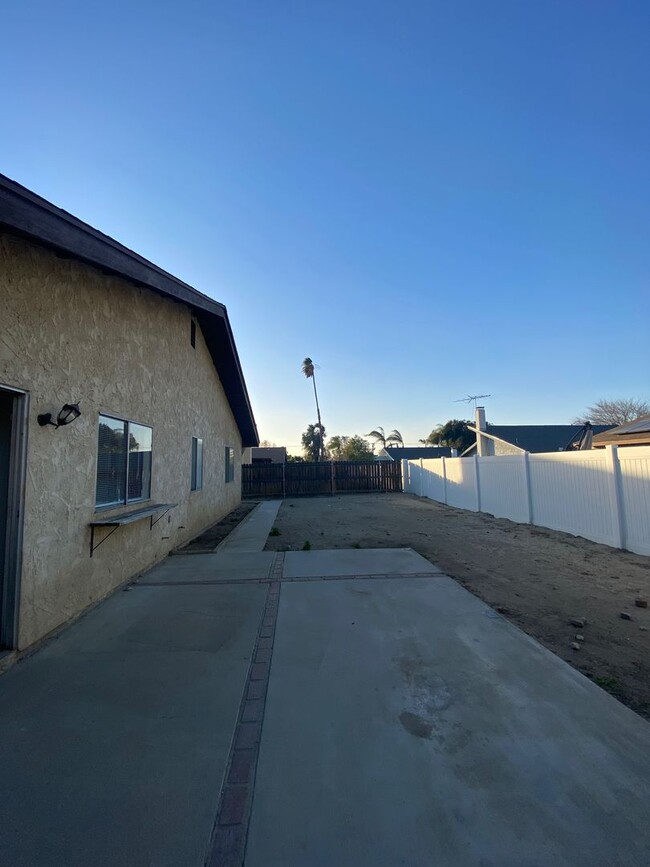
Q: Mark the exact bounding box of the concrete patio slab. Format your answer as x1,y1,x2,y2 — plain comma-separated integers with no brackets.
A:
218,500,281,552
137,551,275,584
3,524,649,867
0,582,267,867
283,547,441,579
246,575,650,867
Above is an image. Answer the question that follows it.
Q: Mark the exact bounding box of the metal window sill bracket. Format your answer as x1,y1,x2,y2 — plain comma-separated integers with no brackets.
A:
88,503,177,557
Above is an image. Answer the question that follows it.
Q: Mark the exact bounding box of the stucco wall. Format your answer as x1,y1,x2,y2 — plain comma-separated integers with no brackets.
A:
493,439,523,456
0,233,243,648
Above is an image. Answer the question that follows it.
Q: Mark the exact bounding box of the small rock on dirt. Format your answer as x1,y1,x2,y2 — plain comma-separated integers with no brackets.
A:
569,617,586,628
620,612,632,621
570,642,581,651
496,606,511,615
575,634,584,642
634,598,648,608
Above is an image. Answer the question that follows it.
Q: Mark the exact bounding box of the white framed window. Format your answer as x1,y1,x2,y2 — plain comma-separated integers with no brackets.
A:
225,446,235,483
96,415,152,508
191,437,204,491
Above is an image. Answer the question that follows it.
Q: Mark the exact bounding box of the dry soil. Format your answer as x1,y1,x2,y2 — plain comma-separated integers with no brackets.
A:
264,493,650,719
176,501,257,553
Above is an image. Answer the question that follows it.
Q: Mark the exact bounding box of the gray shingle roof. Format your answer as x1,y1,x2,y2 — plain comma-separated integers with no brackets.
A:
482,425,613,453
383,446,453,461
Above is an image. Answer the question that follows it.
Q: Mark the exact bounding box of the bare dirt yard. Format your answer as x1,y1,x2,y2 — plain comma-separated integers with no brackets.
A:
264,493,650,719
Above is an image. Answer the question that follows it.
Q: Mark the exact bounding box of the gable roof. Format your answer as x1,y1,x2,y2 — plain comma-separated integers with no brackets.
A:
0,173,258,446
467,424,613,453
382,446,453,461
592,414,650,447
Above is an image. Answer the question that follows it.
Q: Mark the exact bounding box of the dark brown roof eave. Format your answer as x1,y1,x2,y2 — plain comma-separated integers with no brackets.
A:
0,173,259,447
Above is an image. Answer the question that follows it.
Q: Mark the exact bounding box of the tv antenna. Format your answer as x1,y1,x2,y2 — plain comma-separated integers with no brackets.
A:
454,394,492,408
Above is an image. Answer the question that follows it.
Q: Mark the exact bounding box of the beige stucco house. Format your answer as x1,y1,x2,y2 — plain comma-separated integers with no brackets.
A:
0,174,258,652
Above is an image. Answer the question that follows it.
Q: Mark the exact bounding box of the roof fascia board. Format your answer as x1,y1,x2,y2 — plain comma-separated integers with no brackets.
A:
0,174,259,447
0,175,226,319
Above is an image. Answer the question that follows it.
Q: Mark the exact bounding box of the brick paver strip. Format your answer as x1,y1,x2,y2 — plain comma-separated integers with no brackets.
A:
139,565,439,588
206,564,284,867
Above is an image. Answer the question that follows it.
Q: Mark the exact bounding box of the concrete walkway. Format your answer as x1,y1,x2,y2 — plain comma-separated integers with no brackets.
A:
0,502,648,866
218,499,281,552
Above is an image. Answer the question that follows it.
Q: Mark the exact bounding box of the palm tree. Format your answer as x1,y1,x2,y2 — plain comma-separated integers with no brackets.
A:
302,423,327,462
328,435,347,460
302,357,323,459
367,427,404,452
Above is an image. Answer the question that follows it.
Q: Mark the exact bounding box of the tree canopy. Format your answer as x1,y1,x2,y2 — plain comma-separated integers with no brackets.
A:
328,435,374,461
422,419,474,453
366,426,403,450
301,423,327,461
572,398,649,426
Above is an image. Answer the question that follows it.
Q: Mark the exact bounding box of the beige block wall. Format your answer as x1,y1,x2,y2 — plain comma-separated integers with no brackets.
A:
0,233,243,648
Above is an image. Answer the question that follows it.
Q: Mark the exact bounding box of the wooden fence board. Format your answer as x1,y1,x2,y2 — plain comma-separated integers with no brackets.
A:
242,460,402,498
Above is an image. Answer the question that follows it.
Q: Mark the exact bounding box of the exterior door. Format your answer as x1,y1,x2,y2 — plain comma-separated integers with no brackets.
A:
0,387,27,650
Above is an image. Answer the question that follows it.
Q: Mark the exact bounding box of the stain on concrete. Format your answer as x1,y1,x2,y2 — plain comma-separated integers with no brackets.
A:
399,710,433,739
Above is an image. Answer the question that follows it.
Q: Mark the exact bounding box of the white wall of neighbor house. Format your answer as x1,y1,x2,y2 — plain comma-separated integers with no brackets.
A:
0,232,243,648
403,446,650,556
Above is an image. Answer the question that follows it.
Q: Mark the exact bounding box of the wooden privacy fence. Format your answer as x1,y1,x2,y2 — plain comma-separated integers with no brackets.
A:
242,461,402,498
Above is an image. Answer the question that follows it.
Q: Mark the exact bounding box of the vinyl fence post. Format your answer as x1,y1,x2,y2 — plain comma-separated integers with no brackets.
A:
419,458,424,497
473,455,481,512
523,452,533,524
606,445,625,549
441,457,448,505
402,459,408,493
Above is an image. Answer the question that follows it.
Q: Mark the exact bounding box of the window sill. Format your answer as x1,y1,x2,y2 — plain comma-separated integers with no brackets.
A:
94,498,152,515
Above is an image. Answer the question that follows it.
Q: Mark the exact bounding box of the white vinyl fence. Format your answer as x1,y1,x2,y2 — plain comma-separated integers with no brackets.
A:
403,446,650,556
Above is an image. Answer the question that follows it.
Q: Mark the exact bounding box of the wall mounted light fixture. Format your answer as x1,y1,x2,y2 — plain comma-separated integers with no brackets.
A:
38,402,82,429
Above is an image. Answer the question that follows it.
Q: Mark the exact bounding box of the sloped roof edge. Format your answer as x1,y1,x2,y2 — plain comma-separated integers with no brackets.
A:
0,173,259,447
468,423,613,453
592,413,650,446
466,425,525,453
383,446,453,460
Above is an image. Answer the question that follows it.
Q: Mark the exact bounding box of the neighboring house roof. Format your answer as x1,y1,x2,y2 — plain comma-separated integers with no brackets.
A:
592,414,650,448
465,424,613,454
0,173,259,446
381,446,453,461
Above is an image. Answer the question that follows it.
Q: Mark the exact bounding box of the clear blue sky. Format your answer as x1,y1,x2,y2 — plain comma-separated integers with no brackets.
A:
2,1,648,450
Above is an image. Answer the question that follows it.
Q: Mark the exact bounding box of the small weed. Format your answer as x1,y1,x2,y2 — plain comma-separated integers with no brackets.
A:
269,527,281,537
594,675,619,692
302,541,312,551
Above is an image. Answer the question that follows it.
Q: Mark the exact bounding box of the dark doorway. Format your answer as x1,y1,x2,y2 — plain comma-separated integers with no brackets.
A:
0,388,27,650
